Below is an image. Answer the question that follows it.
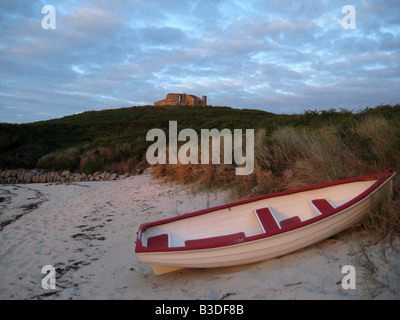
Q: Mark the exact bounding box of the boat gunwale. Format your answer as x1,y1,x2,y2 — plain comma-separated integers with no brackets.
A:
135,169,395,253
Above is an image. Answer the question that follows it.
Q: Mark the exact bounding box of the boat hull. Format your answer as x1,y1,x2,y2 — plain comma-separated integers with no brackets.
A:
135,170,395,274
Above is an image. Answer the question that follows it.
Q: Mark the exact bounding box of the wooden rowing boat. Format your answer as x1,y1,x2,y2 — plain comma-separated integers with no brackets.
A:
135,169,396,275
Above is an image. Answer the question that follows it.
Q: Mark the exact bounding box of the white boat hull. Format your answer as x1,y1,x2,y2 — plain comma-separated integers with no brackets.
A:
135,170,395,275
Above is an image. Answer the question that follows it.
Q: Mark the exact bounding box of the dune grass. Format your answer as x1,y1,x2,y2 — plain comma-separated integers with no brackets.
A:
348,240,399,298
158,114,399,194
36,148,80,171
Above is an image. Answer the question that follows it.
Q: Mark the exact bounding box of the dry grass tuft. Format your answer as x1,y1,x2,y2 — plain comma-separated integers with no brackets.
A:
36,148,80,171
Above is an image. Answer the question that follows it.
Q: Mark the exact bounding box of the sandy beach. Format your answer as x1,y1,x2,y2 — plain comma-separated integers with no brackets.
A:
0,173,399,300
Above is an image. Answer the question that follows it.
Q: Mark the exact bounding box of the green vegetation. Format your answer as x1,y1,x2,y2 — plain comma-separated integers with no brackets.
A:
1,104,399,175
0,105,282,173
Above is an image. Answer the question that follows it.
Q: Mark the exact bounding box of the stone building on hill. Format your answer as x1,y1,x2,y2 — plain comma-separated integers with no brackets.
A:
154,93,207,107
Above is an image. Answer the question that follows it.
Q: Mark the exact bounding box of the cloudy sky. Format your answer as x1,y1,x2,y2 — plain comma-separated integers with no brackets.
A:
1,0,399,123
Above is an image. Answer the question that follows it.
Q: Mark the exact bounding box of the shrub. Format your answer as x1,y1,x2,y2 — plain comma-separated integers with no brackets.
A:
351,115,400,171
36,148,80,171
79,148,109,173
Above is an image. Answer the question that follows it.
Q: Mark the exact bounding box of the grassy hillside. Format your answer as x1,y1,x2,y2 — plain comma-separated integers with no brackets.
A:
0,105,278,172
1,104,399,175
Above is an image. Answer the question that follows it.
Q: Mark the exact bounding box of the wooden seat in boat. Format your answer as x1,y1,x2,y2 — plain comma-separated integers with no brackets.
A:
311,199,336,215
185,232,246,248
255,207,280,234
280,216,302,228
147,234,169,248
256,207,302,232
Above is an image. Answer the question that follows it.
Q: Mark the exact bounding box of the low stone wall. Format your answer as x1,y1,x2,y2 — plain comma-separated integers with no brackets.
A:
0,169,130,184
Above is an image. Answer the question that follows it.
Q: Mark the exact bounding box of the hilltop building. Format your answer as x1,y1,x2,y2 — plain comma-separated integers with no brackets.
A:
154,93,207,107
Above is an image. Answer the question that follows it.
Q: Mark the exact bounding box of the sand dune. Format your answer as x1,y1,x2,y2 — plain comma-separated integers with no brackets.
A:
0,174,398,300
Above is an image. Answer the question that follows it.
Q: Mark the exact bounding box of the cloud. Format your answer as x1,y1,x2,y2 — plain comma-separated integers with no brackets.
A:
0,0,399,123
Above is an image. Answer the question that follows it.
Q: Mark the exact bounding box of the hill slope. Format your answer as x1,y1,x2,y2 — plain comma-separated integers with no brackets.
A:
1,104,399,176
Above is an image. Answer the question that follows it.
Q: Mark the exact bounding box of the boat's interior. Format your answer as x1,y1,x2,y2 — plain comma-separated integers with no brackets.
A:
140,179,377,249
